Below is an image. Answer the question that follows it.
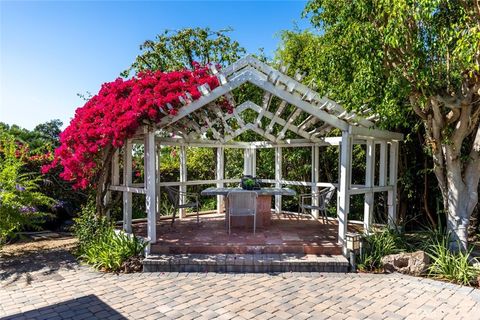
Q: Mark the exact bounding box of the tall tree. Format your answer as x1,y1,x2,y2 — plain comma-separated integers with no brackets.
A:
285,0,479,250
121,27,245,76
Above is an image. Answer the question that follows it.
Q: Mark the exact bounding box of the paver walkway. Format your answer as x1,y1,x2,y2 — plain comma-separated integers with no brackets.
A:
1,265,479,320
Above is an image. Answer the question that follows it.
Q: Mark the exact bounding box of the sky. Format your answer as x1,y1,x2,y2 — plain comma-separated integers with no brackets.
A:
0,0,310,130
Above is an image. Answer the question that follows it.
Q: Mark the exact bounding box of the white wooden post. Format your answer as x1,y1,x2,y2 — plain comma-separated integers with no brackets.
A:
379,141,387,186
179,145,187,219
243,148,249,175
338,131,352,254
112,149,120,186
122,140,133,233
311,145,319,218
251,146,257,177
145,129,157,244
105,149,119,218
388,141,399,227
243,148,254,175
379,141,388,225
216,147,225,214
156,145,161,216
275,147,282,214
364,139,375,232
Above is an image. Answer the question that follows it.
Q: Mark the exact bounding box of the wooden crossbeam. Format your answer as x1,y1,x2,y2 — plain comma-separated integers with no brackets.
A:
256,92,272,127
266,100,287,134
209,105,234,135
224,123,276,143
199,113,222,141
310,123,333,137
276,108,302,141
221,55,381,130
232,101,322,142
158,62,399,139
298,115,319,131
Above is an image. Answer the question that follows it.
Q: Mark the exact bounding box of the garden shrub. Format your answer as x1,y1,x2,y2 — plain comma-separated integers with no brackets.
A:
357,227,406,271
72,199,112,255
80,228,147,272
0,132,54,247
427,235,479,286
73,199,147,272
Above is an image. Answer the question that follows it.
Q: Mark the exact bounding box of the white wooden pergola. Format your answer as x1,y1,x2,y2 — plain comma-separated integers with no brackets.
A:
107,56,403,255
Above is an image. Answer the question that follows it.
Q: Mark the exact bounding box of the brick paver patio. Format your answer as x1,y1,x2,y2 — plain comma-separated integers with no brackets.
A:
1,265,479,320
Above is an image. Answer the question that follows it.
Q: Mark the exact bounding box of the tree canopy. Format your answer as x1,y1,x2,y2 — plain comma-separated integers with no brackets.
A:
121,27,246,76
284,0,480,249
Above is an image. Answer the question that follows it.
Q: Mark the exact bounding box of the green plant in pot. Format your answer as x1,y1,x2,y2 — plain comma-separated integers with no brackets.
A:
242,178,255,190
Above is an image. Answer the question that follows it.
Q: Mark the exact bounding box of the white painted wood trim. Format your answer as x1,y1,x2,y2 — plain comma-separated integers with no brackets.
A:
158,179,240,187
111,185,146,194
379,141,387,186
338,131,352,254
246,70,350,131
156,148,161,218
156,136,345,148
388,141,399,227
145,129,157,244
275,147,282,214
311,145,319,218
157,69,251,128
105,149,120,218
349,125,404,141
179,146,187,219
349,185,392,195
122,140,133,233
364,140,375,232
112,149,120,185
216,147,225,214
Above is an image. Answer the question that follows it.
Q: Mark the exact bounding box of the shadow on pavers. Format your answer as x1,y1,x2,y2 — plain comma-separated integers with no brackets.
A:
0,242,78,284
0,294,126,320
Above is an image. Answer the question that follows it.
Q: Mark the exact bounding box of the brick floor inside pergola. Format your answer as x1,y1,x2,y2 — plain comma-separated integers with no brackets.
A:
131,213,363,255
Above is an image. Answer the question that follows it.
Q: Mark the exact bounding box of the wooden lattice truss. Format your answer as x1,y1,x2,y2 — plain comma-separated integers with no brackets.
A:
156,55,402,144
109,56,404,255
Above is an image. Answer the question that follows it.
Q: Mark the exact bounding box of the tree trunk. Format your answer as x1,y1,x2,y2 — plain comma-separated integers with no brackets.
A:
95,146,115,217
443,159,477,251
413,92,480,252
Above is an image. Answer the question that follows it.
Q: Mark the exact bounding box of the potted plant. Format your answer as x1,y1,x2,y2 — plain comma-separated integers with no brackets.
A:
241,177,255,190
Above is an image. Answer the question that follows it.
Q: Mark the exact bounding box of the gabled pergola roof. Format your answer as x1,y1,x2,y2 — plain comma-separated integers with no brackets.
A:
114,55,404,257
156,55,403,143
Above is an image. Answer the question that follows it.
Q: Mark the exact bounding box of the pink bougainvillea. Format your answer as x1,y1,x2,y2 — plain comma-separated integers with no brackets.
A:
43,65,221,189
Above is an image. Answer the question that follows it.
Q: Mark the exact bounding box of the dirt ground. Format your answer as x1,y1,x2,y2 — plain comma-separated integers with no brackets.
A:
0,234,79,284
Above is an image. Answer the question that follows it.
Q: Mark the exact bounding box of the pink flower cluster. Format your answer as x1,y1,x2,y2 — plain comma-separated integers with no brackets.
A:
42,65,220,189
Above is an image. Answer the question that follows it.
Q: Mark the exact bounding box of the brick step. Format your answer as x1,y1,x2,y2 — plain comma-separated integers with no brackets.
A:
150,243,342,255
143,253,350,273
